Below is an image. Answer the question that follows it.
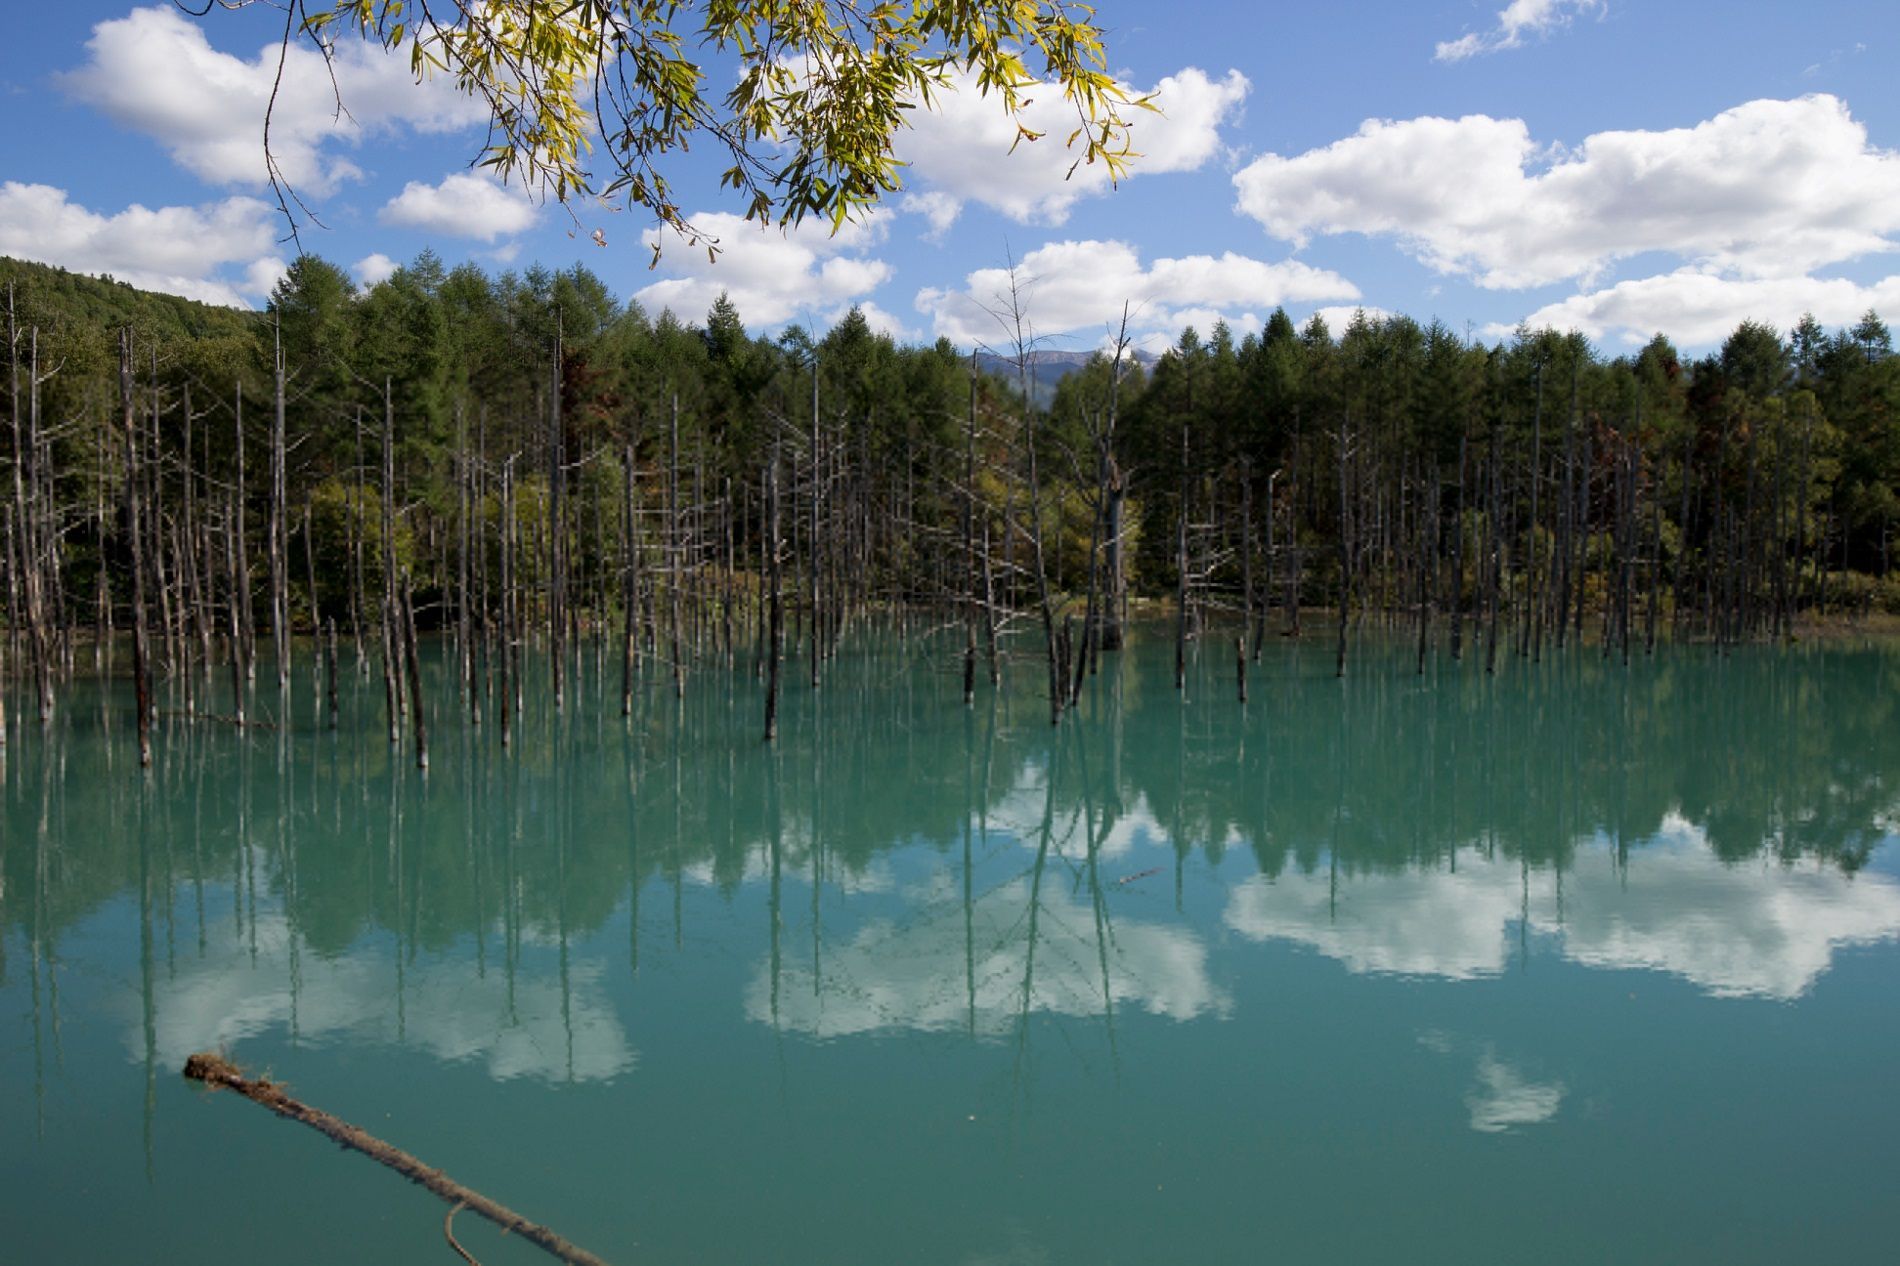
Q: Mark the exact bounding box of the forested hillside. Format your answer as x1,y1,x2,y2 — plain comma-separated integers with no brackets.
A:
5,250,1899,745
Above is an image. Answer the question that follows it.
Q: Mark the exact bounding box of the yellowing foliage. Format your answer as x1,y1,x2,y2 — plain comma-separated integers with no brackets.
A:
301,1,1147,254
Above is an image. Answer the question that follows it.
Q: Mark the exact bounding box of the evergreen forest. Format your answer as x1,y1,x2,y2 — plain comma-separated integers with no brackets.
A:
5,251,1899,759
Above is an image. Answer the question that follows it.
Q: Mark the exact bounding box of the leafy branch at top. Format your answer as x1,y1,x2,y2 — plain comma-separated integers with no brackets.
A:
293,1,1153,257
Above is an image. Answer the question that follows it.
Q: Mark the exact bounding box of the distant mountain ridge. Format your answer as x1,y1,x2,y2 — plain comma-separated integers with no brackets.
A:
972,348,1157,407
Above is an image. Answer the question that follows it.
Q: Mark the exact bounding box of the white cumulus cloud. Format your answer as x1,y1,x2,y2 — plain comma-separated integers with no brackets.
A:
839,301,917,344
1436,0,1605,63
380,172,540,241
58,5,487,195
352,252,399,288
1314,304,1397,333
914,238,1360,350
1233,95,1900,291
633,211,893,331
1494,269,1900,346
899,190,963,241
242,256,291,300
0,181,283,307
895,66,1249,226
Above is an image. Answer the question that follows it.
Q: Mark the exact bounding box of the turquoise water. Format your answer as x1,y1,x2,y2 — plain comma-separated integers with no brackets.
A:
4,630,1900,1263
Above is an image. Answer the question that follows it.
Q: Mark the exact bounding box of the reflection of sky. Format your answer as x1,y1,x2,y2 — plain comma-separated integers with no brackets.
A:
684,850,901,896
986,765,1158,862
1420,1030,1566,1133
745,874,1229,1038
1466,1054,1565,1133
101,806,1900,1075
748,759,1900,1040
118,886,634,1083
1225,813,1900,999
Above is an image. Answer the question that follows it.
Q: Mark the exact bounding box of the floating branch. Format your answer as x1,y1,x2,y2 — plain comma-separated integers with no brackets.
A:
181,1052,611,1266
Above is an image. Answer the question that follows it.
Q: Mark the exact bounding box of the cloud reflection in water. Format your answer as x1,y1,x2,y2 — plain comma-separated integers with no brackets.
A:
1225,814,1900,999
745,875,1229,1038
119,894,634,1083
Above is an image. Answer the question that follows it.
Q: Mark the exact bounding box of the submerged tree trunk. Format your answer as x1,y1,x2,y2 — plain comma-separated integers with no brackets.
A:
1485,415,1502,676
234,382,255,684
270,322,290,691
550,312,568,712
963,361,979,704
621,440,638,717
8,286,53,726
381,379,399,744
1335,413,1351,679
1450,432,1468,661
1103,459,1126,653
669,392,686,700
402,571,427,772
1176,418,1190,692
764,440,784,743
325,617,339,729
808,361,822,693
120,329,151,768
499,457,515,748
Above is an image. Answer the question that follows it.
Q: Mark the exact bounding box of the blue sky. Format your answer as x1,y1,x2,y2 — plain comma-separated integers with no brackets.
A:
2,1,1896,354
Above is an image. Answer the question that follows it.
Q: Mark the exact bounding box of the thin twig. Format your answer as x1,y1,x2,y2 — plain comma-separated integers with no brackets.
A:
444,1200,482,1266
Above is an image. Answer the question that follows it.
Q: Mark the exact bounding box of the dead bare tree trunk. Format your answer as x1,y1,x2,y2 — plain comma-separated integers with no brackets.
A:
1485,413,1503,676
234,382,255,683
402,571,427,772
304,501,319,705
1524,363,1544,663
350,406,366,665
1416,468,1435,674
269,321,290,691
620,440,638,717
1241,455,1255,660
963,358,979,705
668,392,686,700
8,285,54,726
1286,425,1304,638
224,489,246,727
147,345,179,679
120,329,151,768
381,378,399,744
1555,362,1578,650
765,438,784,743
2,283,14,742
499,456,515,748
808,361,822,692
1450,431,1467,661
549,308,566,712
456,403,473,717
1175,418,1191,692
325,617,339,729
1335,412,1352,679
1102,458,1126,654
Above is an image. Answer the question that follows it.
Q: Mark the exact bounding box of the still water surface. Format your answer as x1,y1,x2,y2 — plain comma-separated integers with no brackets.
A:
4,632,1900,1264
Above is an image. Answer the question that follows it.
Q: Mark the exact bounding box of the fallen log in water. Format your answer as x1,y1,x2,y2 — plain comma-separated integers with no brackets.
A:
182,1052,611,1266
